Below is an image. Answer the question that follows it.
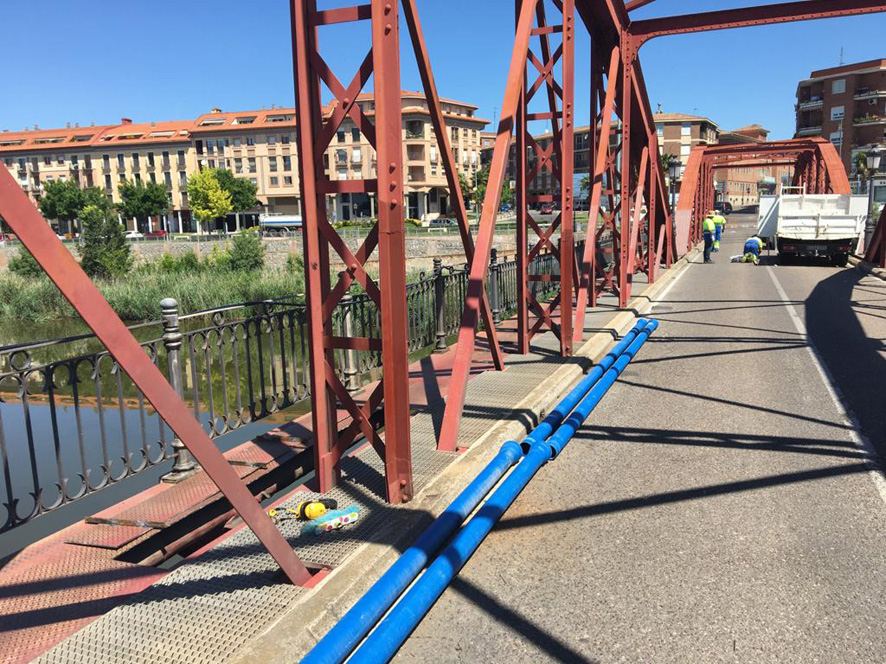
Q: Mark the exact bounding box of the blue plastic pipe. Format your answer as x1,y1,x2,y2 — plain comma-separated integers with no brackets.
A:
348,319,658,664
519,319,649,452
301,320,653,664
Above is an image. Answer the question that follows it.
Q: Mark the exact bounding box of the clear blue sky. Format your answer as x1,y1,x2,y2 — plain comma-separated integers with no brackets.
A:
1,1,884,141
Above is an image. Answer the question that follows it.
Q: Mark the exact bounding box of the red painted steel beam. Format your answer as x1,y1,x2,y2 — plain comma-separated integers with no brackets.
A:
625,0,656,11
0,167,312,586
292,0,340,497
711,161,799,169
574,45,620,341
630,0,886,45
437,0,538,452
401,0,504,371
372,0,414,504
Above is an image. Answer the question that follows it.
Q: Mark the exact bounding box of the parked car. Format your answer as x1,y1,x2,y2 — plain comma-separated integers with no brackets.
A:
540,203,554,215
124,230,144,240
145,230,168,238
430,218,457,228
500,203,512,212
714,201,733,214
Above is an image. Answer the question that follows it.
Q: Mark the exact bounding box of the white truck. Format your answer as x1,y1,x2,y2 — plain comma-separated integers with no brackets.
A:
259,213,303,237
756,187,867,266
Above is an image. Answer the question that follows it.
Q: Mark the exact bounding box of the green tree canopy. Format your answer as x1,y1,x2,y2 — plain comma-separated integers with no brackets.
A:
215,169,259,213
188,169,233,223
79,204,132,279
117,180,168,224
39,181,109,229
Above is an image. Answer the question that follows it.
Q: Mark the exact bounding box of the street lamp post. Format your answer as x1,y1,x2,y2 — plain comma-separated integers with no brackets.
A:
865,148,883,251
667,160,682,215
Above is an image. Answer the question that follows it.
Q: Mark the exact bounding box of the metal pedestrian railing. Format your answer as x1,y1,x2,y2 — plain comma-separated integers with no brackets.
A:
0,246,578,533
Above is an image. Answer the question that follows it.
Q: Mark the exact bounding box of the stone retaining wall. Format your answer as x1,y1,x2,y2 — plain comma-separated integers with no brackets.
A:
0,234,520,273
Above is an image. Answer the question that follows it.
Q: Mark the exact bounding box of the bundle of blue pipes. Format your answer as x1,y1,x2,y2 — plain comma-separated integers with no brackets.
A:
302,318,659,664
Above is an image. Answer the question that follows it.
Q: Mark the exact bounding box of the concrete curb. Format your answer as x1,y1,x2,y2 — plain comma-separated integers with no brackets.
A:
850,255,886,282
229,250,698,664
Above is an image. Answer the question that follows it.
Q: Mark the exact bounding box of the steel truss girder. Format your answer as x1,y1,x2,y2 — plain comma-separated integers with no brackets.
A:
515,0,576,357
291,0,505,496
676,138,852,250
630,0,886,45
0,164,313,586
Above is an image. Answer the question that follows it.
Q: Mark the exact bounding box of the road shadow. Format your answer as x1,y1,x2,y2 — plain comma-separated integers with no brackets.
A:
806,268,886,456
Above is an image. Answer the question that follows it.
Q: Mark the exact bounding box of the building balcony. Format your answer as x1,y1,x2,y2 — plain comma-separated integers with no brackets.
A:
796,126,822,136
161,161,171,170
854,88,886,100
854,115,886,127
797,98,823,111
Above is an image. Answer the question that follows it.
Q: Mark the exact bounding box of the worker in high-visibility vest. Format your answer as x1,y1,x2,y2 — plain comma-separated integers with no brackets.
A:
712,210,727,252
702,212,715,263
740,235,764,265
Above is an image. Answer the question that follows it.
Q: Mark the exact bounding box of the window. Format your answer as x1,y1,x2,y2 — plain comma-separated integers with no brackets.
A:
177,150,185,166
832,79,846,94
207,142,215,154
117,154,125,168
246,136,255,146
352,128,360,142
149,172,156,184
337,130,346,143
147,152,155,167
134,173,141,183
234,116,256,125
56,154,65,165
656,123,663,136
209,159,216,169
248,157,257,173
268,135,276,145
234,137,242,147
164,171,172,187
281,134,290,144
283,156,292,171
219,139,227,151
284,176,293,185
104,174,112,189
162,151,170,166
831,105,845,121
179,171,187,187
269,157,278,172
352,148,361,164
270,176,279,186
132,153,140,167
680,144,691,157
235,158,243,173
681,123,691,136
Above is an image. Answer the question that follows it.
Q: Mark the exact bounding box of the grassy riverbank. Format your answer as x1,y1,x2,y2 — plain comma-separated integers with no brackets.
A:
0,267,305,323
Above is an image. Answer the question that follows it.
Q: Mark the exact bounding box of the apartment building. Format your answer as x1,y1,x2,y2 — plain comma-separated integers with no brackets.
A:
325,91,488,221
795,59,886,183
654,112,720,172
0,91,488,231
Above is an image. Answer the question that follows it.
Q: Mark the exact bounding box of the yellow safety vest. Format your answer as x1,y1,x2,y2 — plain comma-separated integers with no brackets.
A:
702,217,715,233
713,214,726,227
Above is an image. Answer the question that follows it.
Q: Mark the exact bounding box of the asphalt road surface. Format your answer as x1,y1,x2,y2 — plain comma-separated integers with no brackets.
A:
394,213,886,663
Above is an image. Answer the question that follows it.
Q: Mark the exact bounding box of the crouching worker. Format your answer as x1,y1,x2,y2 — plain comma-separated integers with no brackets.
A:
740,236,764,265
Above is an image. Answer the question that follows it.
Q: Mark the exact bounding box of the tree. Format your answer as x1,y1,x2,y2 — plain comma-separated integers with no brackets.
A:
215,169,258,213
580,174,591,194
39,181,107,234
855,151,872,190
188,169,233,228
472,165,491,214
500,181,514,206
458,172,473,209
228,229,265,272
78,204,132,279
117,180,168,231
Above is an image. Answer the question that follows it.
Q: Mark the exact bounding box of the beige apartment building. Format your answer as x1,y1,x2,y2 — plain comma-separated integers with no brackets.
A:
0,92,488,232
654,112,720,173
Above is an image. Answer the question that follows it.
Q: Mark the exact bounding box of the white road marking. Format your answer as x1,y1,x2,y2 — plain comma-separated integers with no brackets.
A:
649,256,692,311
766,266,886,506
